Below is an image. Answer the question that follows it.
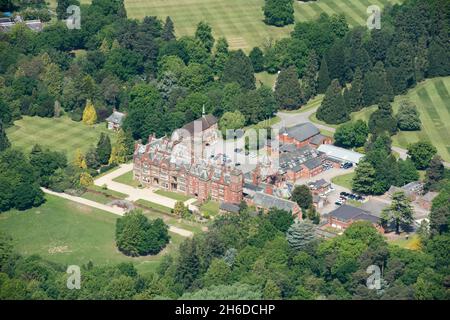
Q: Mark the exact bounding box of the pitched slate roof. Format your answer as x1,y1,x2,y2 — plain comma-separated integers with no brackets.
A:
282,123,320,142
220,202,240,214
303,157,323,170
309,179,330,189
310,134,327,145
329,204,380,224
360,199,389,217
280,143,297,153
182,114,218,135
253,192,298,212
106,111,126,125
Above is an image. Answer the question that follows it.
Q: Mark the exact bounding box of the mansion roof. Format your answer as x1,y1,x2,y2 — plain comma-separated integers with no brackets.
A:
182,114,218,135
135,136,242,184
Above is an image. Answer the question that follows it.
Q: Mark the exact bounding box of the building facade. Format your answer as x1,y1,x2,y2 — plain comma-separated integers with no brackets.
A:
279,123,332,148
326,205,385,233
133,115,244,204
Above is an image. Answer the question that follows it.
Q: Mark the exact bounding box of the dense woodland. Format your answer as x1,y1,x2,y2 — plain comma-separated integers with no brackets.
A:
0,0,449,300
1,181,449,299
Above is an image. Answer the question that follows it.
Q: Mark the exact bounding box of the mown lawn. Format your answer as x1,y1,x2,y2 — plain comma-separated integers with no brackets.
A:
6,116,115,160
246,116,281,130
136,201,206,234
331,172,355,190
0,195,183,276
199,200,220,218
347,77,450,162
154,190,192,202
113,171,141,188
124,0,402,52
285,95,324,114
136,199,173,214
256,71,278,89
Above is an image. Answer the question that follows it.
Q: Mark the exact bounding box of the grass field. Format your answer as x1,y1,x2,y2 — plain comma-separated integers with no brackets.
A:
113,171,141,188
124,0,402,51
154,190,192,202
6,116,115,160
331,172,355,190
136,199,173,214
47,0,402,51
390,234,421,250
136,200,206,234
0,195,183,275
199,200,220,217
81,185,128,205
256,71,278,88
348,77,450,162
246,116,281,130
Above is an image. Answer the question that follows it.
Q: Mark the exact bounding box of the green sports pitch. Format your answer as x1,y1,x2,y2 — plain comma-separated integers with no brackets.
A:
125,0,403,51
350,77,450,163
6,115,115,160
0,195,185,275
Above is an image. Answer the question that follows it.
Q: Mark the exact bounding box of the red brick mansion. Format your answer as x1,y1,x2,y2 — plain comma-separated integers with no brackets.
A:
133,115,244,204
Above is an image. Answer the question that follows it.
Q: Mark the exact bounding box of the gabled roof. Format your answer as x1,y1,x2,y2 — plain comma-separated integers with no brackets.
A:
360,199,389,217
303,157,323,170
310,179,330,189
281,123,320,142
330,204,367,221
106,111,126,125
182,114,218,135
280,143,297,153
329,204,380,224
253,192,298,212
310,134,327,145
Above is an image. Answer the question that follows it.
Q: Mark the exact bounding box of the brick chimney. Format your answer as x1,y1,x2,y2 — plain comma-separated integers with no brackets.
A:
265,184,273,195
252,165,261,186
134,139,142,152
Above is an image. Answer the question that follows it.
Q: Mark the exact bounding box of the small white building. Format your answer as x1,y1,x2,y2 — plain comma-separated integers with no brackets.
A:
317,144,364,164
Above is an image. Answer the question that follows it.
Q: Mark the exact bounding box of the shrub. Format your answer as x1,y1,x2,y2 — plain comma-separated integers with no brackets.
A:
115,210,170,257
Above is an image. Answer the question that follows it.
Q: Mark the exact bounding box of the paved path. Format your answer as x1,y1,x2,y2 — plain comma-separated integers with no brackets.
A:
95,163,196,209
274,106,336,134
42,188,194,237
43,188,126,215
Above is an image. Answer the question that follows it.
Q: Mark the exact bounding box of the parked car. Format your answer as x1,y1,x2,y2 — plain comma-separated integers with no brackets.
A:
341,162,353,169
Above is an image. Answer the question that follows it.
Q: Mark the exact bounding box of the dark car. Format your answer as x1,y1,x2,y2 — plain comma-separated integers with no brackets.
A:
342,162,353,169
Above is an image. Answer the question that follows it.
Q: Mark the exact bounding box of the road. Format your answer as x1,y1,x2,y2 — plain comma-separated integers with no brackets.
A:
42,188,194,237
276,106,450,168
274,106,337,134
294,167,355,214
